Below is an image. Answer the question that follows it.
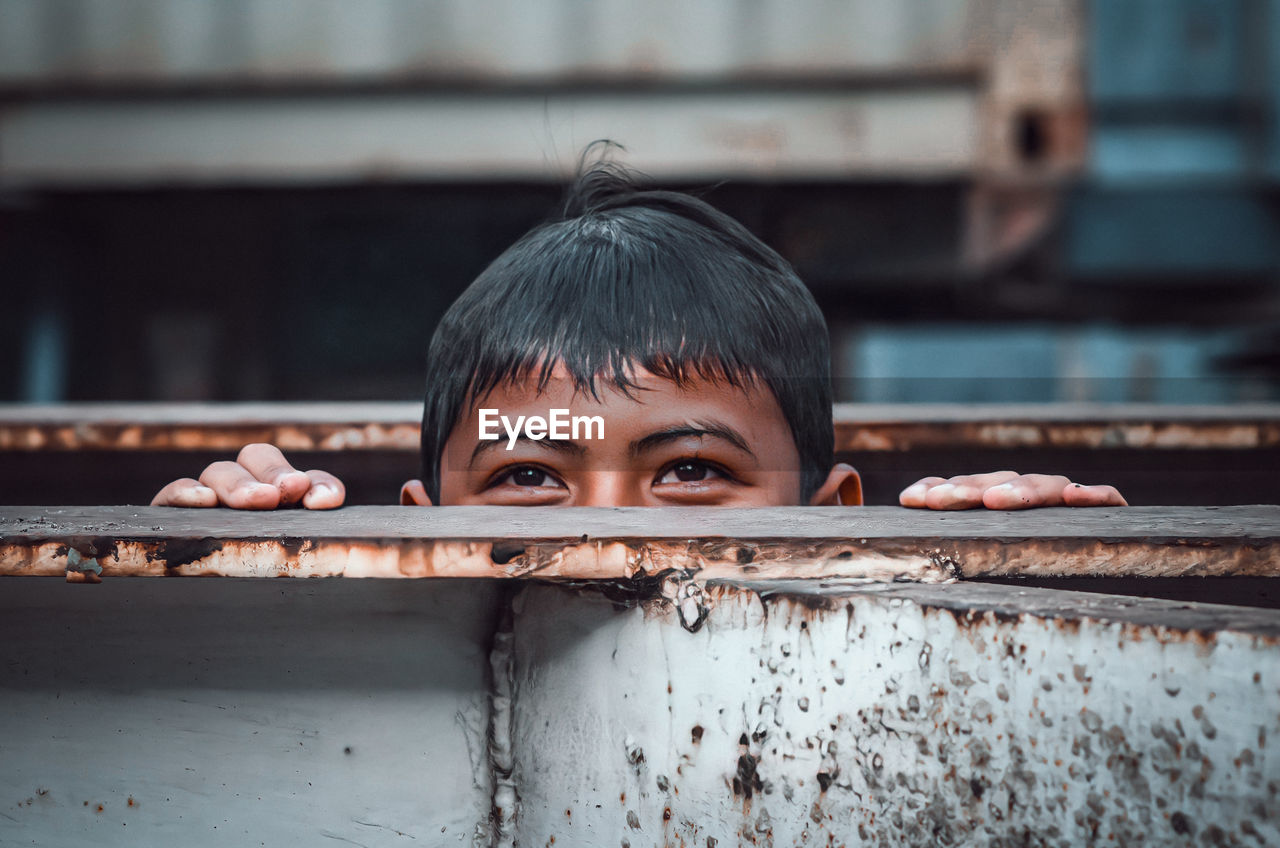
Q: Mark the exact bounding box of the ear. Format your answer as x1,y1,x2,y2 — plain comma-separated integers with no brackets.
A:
808,463,863,506
400,479,435,506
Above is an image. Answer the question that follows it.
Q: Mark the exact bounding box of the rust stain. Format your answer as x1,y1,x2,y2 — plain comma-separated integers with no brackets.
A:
2,537,962,581
3,414,1278,452
0,422,422,452
934,537,1280,578
834,420,1280,452
731,752,762,800
4,513,1279,633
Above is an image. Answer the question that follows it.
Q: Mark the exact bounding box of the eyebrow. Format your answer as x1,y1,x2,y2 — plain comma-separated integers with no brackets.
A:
469,437,586,466
629,421,756,460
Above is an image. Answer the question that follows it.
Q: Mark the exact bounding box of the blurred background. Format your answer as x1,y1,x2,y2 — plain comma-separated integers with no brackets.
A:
2,0,1280,405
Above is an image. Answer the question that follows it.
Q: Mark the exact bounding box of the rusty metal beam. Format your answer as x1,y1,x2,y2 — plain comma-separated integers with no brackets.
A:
1,505,1277,581
0,402,423,452
3,402,1279,452
834,403,1280,451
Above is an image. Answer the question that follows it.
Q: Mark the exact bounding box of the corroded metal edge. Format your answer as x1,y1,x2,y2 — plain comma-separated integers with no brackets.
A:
5,504,1277,542
715,580,1280,641
2,504,1278,581
0,422,422,452
835,419,1280,451
0,537,958,583
7,534,1272,583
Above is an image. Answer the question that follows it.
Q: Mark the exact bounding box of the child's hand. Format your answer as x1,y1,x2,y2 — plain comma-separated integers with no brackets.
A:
150,444,346,510
899,471,1126,510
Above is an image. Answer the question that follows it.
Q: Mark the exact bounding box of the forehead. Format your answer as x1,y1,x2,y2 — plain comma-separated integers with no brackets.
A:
483,363,755,406
445,365,795,454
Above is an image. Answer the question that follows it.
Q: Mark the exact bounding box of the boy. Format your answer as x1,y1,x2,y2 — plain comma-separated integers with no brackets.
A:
152,162,1125,512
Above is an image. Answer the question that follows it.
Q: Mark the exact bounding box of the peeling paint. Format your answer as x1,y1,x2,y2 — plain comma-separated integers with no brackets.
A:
508,580,1280,845
488,601,518,848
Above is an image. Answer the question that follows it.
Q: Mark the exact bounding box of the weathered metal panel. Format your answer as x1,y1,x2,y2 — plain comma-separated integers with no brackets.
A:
0,2,1092,183
1090,0,1245,104
0,0,979,84
3,401,1279,452
1076,1,1280,271
974,0,1088,174
0,511,1276,845
2,505,1278,581
0,87,979,185
1269,0,1280,181
834,403,1280,451
0,402,426,451
0,577,502,846
1067,188,1280,276
506,580,1280,846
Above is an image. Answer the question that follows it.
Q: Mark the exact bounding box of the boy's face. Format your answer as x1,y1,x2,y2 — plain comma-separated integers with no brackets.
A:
418,366,853,507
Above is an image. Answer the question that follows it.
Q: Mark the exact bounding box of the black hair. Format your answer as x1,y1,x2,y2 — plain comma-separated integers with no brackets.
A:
420,157,833,501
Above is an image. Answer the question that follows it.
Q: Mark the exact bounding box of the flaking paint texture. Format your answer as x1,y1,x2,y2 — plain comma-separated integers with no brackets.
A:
508,583,1279,846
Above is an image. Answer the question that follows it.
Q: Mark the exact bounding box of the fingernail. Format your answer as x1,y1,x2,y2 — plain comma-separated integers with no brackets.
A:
902,483,926,499
279,470,307,489
304,484,336,506
993,482,1030,504
932,484,956,498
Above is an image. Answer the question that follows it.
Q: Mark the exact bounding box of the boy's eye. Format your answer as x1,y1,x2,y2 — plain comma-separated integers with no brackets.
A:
656,460,725,485
494,466,565,489
511,467,547,487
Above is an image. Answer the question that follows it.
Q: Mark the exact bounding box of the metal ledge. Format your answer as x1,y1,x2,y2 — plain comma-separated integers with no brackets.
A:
2,504,1277,581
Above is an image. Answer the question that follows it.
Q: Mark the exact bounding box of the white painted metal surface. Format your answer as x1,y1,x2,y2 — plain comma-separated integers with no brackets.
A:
5,505,1274,845
0,578,501,846
4,574,1275,845
0,0,976,83
508,581,1280,846
0,1,1084,183
0,87,977,186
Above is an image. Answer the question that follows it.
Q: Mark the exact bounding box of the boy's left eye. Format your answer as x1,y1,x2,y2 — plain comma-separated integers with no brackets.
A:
510,467,551,487
490,465,566,489
655,460,726,485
